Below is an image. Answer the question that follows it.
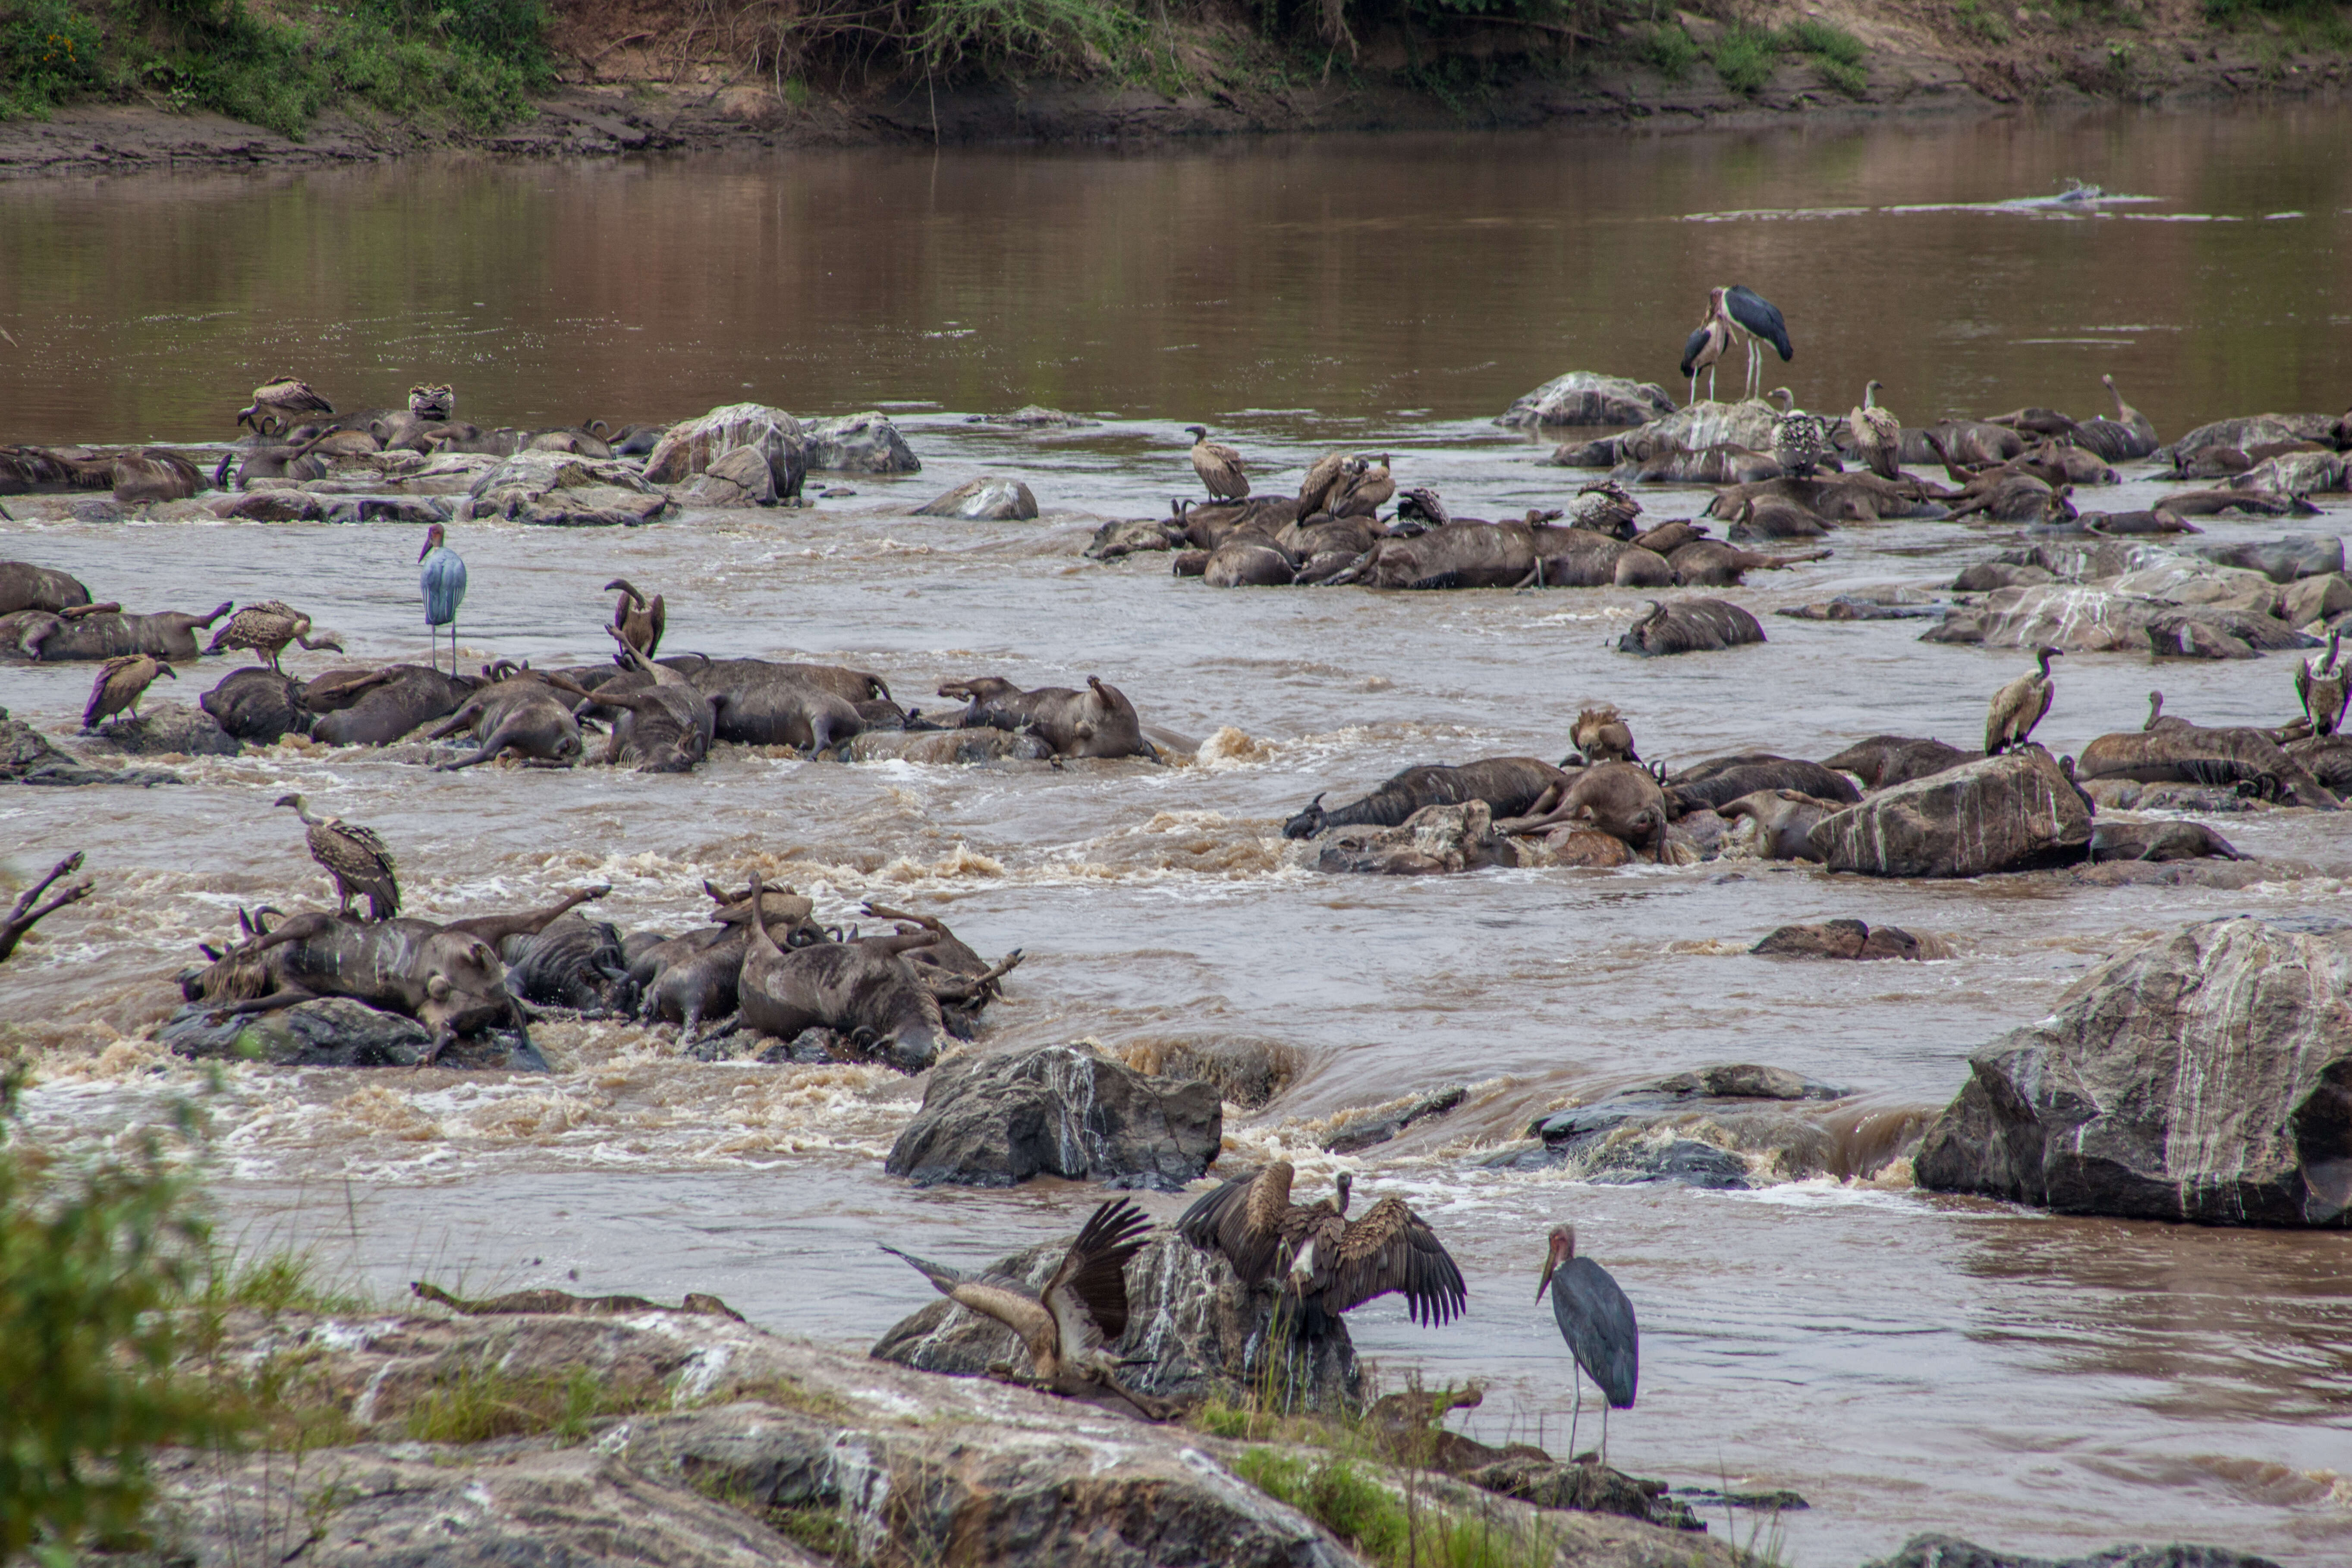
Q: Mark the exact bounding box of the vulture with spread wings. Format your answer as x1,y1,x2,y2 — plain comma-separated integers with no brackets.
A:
882,1198,1177,1419
1179,1162,1466,1332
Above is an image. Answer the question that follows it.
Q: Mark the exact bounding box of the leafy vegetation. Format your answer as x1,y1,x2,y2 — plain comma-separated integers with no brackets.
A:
1634,19,1697,77
0,0,547,133
1953,0,2012,43
0,1072,226,1562
1232,1447,1563,1568
401,1362,663,1445
1710,22,1777,91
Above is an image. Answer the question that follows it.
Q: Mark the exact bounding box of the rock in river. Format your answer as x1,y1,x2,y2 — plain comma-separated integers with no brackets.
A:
1808,746,2091,878
1915,916,2352,1225
913,474,1039,520
160,996,548,1071
1,707,181,786
77,700,241,758
1752,919,1951,959
872,1228,1362,1414
1495,370,1677,428
884,1041,1222,1189
804,411,921,473
1862,1533,2286,1568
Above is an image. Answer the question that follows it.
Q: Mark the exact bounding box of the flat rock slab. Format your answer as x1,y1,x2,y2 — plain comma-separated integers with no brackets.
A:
1861,1533,2286,1568
159,997,548,1071
1915,916,2352,1225
76,700,241,758
0,710,182,786
1809,747,2091,878
884,1042,1222,1189
914,475,1038,520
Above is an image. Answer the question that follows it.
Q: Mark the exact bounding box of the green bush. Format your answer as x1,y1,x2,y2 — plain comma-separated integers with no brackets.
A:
1636,21,1698,77
0,0,102,116
0,1078,227,1560
1711,23,1777,92
1953,0,2011,42
1784,17,1864,64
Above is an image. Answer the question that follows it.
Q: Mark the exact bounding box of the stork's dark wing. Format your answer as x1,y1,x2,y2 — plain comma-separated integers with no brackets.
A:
1042,1197,1152,1348
1177,1163,1291,1285
1322,1196,1466,1326
1725,286,1792,361
1679,325,1712,378
1550,1256,1638,1408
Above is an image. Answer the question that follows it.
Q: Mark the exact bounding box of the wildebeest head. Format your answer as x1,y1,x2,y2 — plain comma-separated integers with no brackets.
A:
1282,792,1328,841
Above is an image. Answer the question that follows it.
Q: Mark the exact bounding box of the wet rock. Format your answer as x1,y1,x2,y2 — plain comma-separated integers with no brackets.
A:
641,402,806,500
2157,412,2339,462
1543,437,1622,467
1625,1064,1851,1101
1671,1484,1809,1512
1809,747,2092,878
159,998,547,1071
2147,606,2317,659
1496,371,1678,429
803,411,921,474
883,1042,1222,1190
1509,1060,1874,1186
521,488,673,528
844,727,1055,764
1953,560,2055,591
678,443,777,507
1776,596,1945,622
0,707,181,786
464,451,667,524
1861,1533,2285,1568
967,404,1098,427
1523,826,1635,867
913,475,1038,520
1914,916,2352,1225
2236,449,2346,494
323,495,456,525
76,700,241,758
873,1229,1362,1415
1322,1085,1468,1153
2088,819,2245,862
1923,584,2167,650
1468,1454,1702,1532
219,488,325,522
1620,399,1780,452
1751,919,1950,960
2192,534,2345,584
2283,572,2352,626
1110,1035,1301,1109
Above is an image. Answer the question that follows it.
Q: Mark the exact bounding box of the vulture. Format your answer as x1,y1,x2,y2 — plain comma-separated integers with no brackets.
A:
207,601,342,672
1178,1163,1465,1331
881,1198,1176,1419
408,383,456,420
2296,630,2349,737
1984,646,2060,757
82,655,174,731
1330,454,1394,518
1572,705,1638,764
1185,425,1249,502
275,792,400,921
1296,450,1351,516
605,578,666,660
1847,380,1902,481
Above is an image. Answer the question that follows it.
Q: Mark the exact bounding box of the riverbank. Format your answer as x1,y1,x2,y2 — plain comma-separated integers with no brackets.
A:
1,0,2347,178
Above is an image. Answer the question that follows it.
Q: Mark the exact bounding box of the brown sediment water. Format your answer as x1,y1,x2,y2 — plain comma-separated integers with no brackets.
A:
3,105,2351,1566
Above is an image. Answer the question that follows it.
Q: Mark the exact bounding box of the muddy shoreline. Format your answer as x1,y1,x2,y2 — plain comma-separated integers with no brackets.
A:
2,41,2345,181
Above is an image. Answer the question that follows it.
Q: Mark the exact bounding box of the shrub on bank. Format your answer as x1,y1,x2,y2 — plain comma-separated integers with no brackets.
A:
0,0,549,133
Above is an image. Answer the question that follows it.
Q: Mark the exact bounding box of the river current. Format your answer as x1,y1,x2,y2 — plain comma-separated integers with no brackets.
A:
3,105,2349,1565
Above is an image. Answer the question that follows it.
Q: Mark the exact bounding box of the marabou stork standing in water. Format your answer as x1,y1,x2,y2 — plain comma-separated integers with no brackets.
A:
1537,1223,1638,1466
418,523,467,676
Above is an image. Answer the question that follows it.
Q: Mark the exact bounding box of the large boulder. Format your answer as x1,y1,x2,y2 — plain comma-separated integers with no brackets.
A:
641,402,806,501
883,1043,1222,1189
1495,371,1677,429
1620,399,1780,453
76,701,241,758
0,708,181,786
1923,584,2170,651
678,444,777,508
1808,747,2092,877
1914,917,2352,1226
464,452,670,526
872,1230,1362,1414
804,412,921,473
913,475,1038,520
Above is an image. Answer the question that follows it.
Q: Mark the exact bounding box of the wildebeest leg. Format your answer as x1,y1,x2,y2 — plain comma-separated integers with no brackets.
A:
921,949,1025,1003
436,715,536,771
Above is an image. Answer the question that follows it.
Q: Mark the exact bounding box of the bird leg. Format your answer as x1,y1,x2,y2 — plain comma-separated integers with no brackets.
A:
1568,1368,1582,1463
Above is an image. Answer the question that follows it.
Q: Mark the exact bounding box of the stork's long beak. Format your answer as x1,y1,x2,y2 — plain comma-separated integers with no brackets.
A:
1536,1256,1556,1303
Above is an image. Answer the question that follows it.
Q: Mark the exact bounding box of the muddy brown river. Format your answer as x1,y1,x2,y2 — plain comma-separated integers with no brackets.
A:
4,105,2350,1565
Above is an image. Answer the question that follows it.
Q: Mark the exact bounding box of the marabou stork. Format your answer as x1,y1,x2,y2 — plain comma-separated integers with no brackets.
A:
1537,1223,1638,1466
418,523,468,676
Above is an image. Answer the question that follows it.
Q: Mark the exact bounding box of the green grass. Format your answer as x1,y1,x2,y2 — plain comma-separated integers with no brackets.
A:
1232,1448,1561,1568
1954,0,2012,42
401,1362,660,1445
1783,18,1864,64
0,0,548,134
1711,23,1778,92
1635,20,1698,77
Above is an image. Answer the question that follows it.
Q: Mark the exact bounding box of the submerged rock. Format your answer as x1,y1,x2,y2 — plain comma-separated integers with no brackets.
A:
804,412,921,473
884,1042,1222,1189
872,1229,1362,1415
0,707,181,786
1504,1060,1872,1186
1322,1084,1468,1153
1496,371,1677,429
160,997,547,1071
1808,747,2091,878
1862,1533,2286,1568
913,475,1038,520
1752,919,1951,959
967,404,1098,427
1915,916,2352,1225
